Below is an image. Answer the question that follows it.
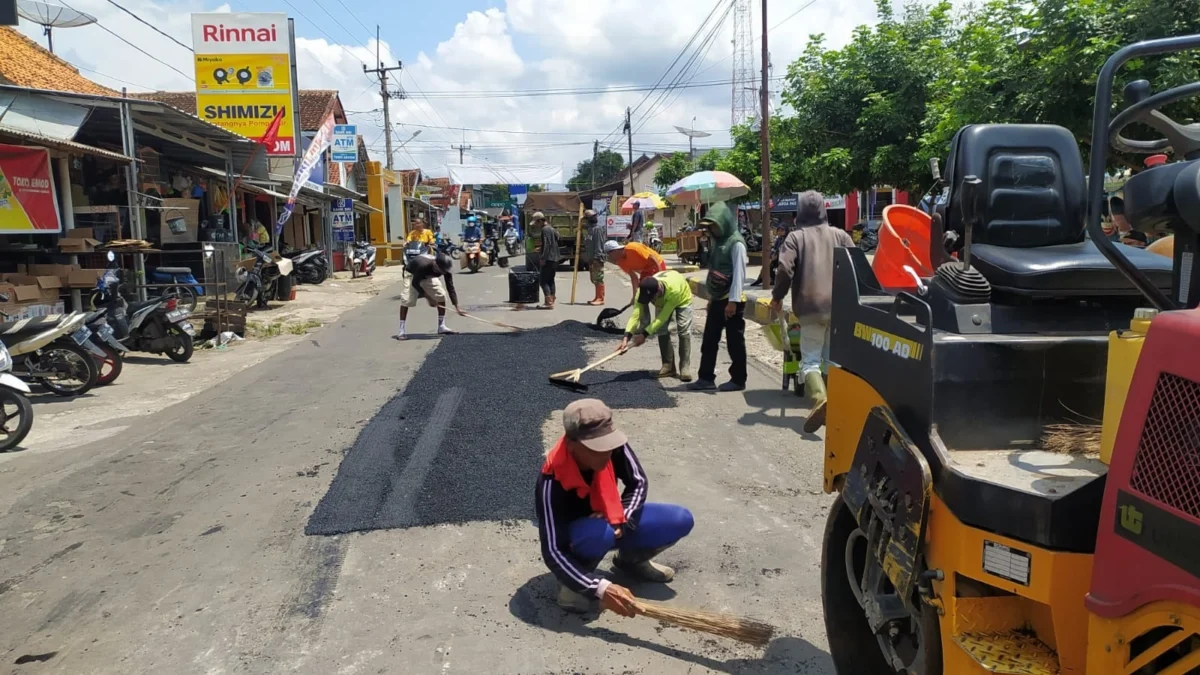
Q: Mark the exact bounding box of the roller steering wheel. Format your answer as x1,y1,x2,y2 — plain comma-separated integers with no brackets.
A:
1109,79,1200,159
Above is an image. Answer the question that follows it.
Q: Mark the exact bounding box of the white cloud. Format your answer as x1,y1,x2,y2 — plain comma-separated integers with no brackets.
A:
16,0,899,180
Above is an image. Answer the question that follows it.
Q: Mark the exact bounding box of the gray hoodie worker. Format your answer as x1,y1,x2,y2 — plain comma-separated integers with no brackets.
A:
769,191,854,433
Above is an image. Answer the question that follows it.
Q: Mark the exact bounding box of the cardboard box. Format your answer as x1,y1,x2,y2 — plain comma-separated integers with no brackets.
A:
65,227,96,239
68,269,106,289
27,264,78,287
160,198,201,244
2,275,63,303
60,236,101,253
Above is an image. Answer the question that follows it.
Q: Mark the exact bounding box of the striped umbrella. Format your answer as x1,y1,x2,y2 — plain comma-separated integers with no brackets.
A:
666,170,749,207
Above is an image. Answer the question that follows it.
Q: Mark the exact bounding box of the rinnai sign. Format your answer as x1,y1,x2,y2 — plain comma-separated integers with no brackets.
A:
191,13,295,156
192,14,287,53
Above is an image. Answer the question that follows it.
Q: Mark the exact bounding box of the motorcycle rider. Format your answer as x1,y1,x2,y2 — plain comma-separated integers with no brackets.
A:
463,216,483,243
406,215,436,247
395,251,464,340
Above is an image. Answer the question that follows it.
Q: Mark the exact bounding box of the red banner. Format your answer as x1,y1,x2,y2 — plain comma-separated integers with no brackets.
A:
0,145,60,234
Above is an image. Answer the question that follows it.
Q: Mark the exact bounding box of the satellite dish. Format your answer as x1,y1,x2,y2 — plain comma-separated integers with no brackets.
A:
674,125,713,139
16,0,96,53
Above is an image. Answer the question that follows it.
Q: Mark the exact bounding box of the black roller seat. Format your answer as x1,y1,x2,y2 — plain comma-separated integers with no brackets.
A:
944,124,1172,295
155,267,193,275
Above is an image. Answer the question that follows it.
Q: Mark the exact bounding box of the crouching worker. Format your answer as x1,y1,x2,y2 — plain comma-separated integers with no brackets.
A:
395,251,464,340
536,399,694,614
618,271,693,382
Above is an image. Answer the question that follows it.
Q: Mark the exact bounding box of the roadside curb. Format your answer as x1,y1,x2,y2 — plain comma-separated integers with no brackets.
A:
685,273,798,326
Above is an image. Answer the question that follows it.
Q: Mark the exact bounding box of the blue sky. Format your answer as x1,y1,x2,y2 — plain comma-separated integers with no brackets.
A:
19,0,889,177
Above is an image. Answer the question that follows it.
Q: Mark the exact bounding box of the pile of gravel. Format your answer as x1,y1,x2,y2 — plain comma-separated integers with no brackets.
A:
305,320,675,536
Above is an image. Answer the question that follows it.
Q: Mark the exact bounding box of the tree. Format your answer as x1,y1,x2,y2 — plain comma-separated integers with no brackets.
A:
778,1,952,194
566,150,625,191
653,153,693,190
694,149,722,172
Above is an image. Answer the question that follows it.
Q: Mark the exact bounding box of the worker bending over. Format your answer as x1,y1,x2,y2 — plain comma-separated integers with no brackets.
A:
618,270,693,382
603,240,667,304
769,190,855,433
536,398,694,614
395,251,464,340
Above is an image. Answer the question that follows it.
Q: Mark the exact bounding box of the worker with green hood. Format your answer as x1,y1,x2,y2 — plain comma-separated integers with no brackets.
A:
689,201,749,392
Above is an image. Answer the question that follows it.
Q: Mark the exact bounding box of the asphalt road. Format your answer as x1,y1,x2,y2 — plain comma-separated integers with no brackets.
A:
0,263,836,675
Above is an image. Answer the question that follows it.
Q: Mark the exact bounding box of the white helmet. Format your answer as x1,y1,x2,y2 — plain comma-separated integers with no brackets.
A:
603,240,624,254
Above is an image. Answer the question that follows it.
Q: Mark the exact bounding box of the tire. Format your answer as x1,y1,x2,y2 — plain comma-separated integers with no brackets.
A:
498,256,509,268
236,281,259,308
452,249,462,260
38,342,98,397
92,344,123,386
166,285,198,313
468,257,481,274
0,389,33,451
165,326,193,363
822,495,942,675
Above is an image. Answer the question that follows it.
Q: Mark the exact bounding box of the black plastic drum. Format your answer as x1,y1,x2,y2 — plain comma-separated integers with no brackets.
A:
508,266,540,304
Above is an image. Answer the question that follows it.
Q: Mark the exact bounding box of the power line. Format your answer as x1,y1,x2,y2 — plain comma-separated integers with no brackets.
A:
636,0,735,134
59,0,193,81
102,0,192,52
395,121,728,137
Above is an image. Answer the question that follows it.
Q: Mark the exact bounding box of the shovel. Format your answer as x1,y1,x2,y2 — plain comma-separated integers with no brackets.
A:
595,301,633,326
548,348,629,393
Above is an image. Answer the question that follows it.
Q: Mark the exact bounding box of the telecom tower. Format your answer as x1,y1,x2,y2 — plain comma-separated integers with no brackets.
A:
731,0,758,126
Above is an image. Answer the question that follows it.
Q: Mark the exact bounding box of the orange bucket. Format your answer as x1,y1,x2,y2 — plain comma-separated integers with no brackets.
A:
871,205,934,290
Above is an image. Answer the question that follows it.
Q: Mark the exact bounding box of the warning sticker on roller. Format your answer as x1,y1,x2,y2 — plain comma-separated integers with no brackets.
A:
983,541,1031,586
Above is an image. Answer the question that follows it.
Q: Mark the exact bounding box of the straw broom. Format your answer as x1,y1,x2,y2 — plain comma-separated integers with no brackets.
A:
1040,401,1102,455
631,599,775,647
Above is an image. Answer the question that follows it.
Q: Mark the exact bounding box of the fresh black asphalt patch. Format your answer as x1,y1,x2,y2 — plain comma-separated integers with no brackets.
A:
305,320,675,535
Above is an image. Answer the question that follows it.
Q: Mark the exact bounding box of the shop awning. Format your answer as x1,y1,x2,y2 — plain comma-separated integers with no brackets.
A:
0,125,132,163
0,85,270,178
195,166,289,200
352,201,381,214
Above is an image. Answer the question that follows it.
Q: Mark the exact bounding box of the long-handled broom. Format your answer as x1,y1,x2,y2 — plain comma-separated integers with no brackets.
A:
548,348,628,393
631,599,775,647
459,311,522,332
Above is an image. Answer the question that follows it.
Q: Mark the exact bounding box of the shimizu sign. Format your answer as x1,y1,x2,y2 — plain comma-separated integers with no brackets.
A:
191,13,295,156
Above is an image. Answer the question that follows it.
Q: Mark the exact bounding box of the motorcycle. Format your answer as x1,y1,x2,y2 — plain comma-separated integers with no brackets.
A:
235,246,294,309
0,310,99,397
89,252,194,364
462,239,487,273
647,225,663,253
350,241,376,279
0,340,32,451
284,247,329,285
740,223,763,253
482,237,500,267
84,309,127,386
437,237,462,260
503,226,520,256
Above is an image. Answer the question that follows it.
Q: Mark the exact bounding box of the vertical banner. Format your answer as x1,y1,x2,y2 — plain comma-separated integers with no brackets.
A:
276,113,335,235
332,198,354,241
192,13,295,156
0,145,61,234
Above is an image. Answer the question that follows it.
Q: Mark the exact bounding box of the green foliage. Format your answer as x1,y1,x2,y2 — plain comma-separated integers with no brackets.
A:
653,153,694,190
566,150,625,191
765,0,1200,194
694,149,722,172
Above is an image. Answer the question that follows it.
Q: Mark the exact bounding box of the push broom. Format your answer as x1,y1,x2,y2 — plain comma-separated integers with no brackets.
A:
548,348,628,393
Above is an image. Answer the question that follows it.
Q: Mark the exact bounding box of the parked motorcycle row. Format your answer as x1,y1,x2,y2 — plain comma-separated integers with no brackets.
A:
0,250,200,451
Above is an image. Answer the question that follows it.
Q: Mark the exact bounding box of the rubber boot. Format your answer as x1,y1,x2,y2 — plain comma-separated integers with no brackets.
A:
656,336,677,378
677,332,693,382
588,284,605,306
803,370,828,434
613,546,676,583
557,583,591,613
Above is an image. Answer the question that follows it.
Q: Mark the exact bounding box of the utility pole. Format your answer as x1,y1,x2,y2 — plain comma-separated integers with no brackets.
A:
363,26,403,169
624,107,634,195
452,144,471,164
759,0,771,288
591,140,598,189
